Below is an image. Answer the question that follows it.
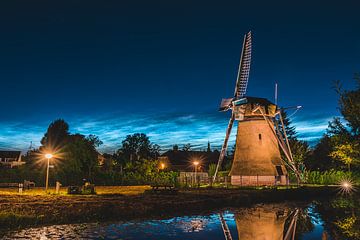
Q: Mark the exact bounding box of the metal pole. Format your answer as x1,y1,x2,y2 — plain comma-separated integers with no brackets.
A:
194,165,197,187
45,157,49,192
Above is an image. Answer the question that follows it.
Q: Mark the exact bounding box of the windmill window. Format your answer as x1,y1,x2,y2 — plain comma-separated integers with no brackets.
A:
258,134,262,140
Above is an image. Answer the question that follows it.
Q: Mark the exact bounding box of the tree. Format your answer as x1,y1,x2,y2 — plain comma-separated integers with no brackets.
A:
329,142,359,172
118,133,159,163
279,109,297,140
335,73,360,136
59,133,102,184
208,163,216,176
41,119,70,148
38,120,103,185
207,141,211,152
182,143,191,151
305,135,335,171
326,74,360,171
290,139,311,168
173,144,179,151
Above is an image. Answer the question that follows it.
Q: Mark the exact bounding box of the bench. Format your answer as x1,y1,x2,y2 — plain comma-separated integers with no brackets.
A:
0,183,20,188
150,185,178,194
0,181,36,189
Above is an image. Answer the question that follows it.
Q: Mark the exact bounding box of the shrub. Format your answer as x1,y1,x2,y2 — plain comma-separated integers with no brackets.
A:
305,170,359,185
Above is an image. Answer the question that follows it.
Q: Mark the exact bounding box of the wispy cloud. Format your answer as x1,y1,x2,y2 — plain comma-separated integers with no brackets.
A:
0,110,337,153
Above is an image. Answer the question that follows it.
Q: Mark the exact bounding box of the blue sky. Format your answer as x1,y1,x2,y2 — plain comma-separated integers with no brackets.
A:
0,110,339,153
0,0,358,153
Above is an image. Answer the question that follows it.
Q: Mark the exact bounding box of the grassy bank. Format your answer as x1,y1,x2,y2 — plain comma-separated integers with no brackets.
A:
0,185,342,234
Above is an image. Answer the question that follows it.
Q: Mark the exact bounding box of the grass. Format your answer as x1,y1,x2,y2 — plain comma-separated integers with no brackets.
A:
0,185,151,196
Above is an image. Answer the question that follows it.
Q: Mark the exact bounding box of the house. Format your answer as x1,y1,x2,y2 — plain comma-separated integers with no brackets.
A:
0,151,25,168
159,149,227,172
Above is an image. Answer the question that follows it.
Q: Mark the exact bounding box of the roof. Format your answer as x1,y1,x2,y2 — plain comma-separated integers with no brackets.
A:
0,151,21,159
220,96,276,111
233,96,275,107
161,150,227,171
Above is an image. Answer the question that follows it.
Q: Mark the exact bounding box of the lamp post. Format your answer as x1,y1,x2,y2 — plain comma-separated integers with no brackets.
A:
193,161,199,186
45,153,53,192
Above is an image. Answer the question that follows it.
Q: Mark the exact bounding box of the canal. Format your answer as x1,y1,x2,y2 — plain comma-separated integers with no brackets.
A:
3,195,359,239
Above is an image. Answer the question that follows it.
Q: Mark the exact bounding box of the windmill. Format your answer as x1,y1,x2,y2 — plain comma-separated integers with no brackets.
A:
213,31,301,185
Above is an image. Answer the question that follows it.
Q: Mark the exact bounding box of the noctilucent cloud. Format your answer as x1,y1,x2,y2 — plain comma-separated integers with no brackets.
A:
0,1,359,152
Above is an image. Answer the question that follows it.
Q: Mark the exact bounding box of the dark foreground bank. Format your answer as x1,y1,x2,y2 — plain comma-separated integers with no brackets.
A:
0,186,341,234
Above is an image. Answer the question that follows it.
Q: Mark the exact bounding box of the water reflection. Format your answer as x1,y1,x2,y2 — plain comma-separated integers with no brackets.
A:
234,205,290,239
3,200,357,239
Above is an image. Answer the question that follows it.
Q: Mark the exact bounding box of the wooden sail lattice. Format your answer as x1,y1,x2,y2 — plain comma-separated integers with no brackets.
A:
219,213,233,240
213,31,252,181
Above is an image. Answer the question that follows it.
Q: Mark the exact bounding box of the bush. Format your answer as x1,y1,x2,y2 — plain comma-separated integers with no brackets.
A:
305,170,359,185
150,171,179,187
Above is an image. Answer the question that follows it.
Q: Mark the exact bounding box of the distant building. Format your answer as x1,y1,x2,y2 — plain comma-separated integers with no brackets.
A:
159,149,225,172
0,151,25,168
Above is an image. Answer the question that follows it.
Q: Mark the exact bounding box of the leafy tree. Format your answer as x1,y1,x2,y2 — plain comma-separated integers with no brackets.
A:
208,163,216,176
330,142,360,172
325,74,360,171
305,135,336,171
173,144,179,151
327,117,350,137
56,133,102,184
335,73,360,136
182,143,191,151
101,153,116,172
117,133,160,163
37,120,104,185
41,119,70,148
290,139,310,168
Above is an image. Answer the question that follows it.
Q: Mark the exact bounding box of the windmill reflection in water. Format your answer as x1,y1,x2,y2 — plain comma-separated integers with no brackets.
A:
218,205,321,240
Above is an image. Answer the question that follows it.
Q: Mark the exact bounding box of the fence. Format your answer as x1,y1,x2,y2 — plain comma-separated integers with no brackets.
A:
178,172,231,187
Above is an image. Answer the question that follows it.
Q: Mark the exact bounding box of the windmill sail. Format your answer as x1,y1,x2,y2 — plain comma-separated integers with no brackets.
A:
213,32,252,181
234,31,252,99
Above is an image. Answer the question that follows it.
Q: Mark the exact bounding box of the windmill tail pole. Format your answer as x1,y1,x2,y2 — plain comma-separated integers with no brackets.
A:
284,209,299,240
258,107,301,184
213,113,235,182
274,121,301,184
278,111,302,184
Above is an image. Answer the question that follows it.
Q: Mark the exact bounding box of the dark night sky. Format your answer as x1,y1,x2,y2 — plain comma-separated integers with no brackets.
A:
0,0,359,152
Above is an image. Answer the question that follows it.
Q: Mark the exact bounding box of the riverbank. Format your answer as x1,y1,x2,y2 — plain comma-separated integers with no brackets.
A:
0,185,342,233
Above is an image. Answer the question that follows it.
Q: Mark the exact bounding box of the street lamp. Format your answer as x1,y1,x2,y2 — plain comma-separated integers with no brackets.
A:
193,161,199,186
160,163,165,170
45,153,53,192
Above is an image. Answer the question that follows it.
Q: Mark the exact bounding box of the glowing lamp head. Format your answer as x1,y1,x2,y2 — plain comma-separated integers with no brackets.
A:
45,153,53,159
193,161,199,166
160,163,165,169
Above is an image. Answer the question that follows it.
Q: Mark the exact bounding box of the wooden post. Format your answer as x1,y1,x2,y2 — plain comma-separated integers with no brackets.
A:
56,181,61,194
18,183,23,194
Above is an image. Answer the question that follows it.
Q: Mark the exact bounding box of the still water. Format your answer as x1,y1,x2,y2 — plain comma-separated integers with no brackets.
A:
3,199,358,240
